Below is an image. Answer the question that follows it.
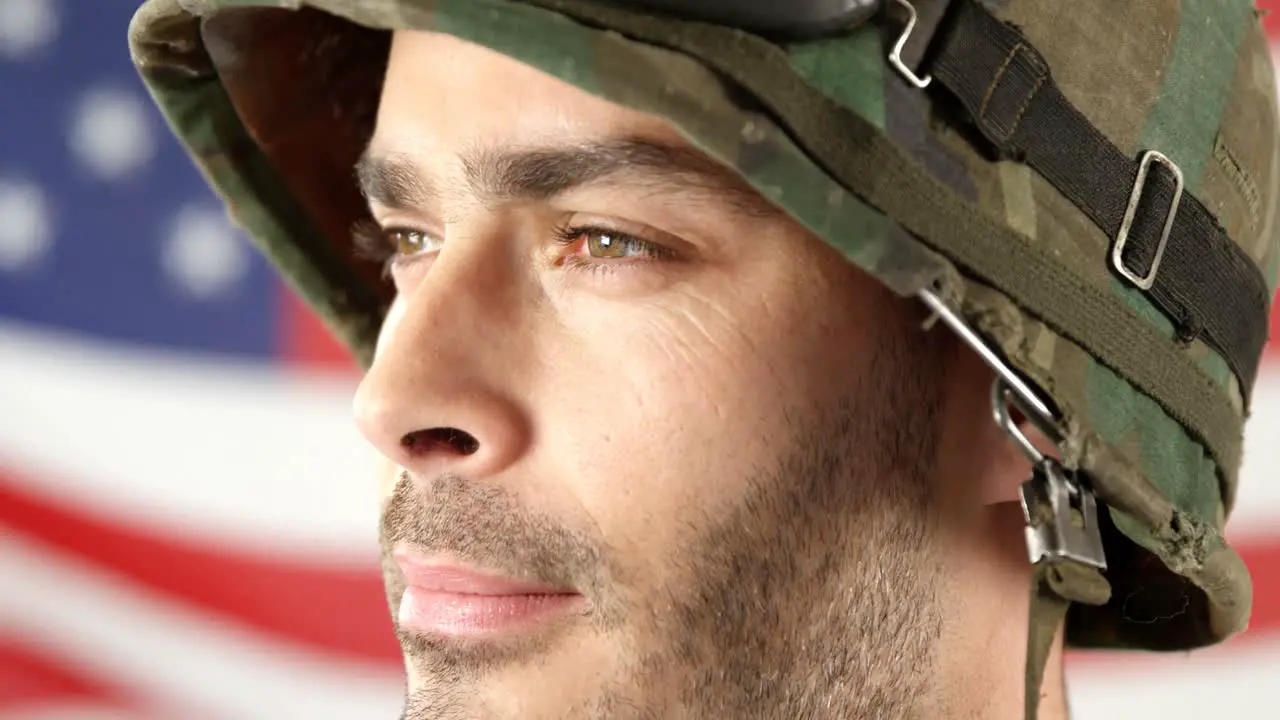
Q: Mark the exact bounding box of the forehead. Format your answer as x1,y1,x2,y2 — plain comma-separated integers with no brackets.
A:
374,30,685,157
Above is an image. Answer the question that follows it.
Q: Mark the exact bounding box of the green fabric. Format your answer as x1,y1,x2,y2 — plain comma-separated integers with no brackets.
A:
1141,0,1254,188
1110,0,1256,414
521,0,1245,513
129,0,386,364
787,27,886,130
1024,562,1111,720
1025,571,1069,720
127,0,1279,656
1086,359,1222,529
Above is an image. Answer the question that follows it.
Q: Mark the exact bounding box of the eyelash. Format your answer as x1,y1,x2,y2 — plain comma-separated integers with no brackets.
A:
350,219,410,280
550,222,672,275
349,219,672,279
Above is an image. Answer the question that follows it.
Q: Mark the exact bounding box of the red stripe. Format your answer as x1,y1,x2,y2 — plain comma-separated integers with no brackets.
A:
0,637,133,710
0,472,401,667
1239,533,1280,635
1265,2,1280,40
0,638,217,719
276,282,360,374
1268,294,1280,359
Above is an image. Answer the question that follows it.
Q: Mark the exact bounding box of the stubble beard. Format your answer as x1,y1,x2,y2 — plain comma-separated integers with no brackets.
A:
384,317,950,720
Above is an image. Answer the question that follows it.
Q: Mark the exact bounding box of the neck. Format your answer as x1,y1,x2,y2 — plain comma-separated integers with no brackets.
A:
926,503,1071,720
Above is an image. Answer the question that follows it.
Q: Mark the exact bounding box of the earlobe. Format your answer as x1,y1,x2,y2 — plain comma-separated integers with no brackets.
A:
980,417,1059,506
938,345,1036,507
979,434,1033,505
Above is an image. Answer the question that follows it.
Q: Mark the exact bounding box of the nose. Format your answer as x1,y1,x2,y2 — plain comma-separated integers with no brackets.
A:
353,240,531,481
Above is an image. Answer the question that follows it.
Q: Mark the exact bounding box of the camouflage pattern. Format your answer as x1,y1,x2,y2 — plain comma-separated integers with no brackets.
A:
129,0,1280,655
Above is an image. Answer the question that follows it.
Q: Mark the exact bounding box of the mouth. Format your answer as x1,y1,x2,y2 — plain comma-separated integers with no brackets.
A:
393,547,586,639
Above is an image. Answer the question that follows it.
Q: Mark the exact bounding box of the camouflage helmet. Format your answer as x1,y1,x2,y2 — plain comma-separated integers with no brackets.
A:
128,0,1279,716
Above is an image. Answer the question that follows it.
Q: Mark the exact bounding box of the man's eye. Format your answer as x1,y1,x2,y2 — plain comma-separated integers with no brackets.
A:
554,225,668,260
585,230,649,258
387,228,433,257
350,220,439,280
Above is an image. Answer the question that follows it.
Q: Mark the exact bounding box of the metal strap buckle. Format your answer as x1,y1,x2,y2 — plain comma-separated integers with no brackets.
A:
918,288,1108,572
1019,458,1108,570
993,380,1107,571
1112,150,1184,291
888,0,932,88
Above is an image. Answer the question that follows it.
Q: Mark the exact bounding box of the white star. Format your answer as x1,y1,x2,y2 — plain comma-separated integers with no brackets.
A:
68,87,156,181
0,0,58,60
0,176,53,272
161,204,251,300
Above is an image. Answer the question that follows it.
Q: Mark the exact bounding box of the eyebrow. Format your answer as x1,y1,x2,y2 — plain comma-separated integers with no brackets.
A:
354,136,778,217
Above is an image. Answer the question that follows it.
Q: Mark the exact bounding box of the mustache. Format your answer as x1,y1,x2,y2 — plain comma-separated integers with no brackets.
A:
379,471,611,597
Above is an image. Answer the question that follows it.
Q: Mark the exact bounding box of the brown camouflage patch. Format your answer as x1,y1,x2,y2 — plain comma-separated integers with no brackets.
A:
999,0,1178,153
1200,22,1278,267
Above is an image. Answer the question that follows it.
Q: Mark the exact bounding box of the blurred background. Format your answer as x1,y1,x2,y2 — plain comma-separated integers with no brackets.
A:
0,1,1276,718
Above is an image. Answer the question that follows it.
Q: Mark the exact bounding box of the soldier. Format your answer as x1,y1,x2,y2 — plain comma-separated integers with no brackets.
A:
129,1,1280,718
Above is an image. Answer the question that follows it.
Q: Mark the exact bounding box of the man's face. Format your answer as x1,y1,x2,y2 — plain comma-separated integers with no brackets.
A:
354,30,953,719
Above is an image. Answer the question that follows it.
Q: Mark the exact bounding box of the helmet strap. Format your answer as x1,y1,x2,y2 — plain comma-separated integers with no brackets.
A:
1024,558,1112,719
1024,565,1072,720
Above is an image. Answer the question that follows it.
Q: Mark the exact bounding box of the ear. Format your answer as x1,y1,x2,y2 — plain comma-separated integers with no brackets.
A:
941,343,1057,506
978,416,1057,505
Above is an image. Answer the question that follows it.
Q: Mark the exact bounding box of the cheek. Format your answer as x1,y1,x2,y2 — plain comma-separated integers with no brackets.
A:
537,284,816,575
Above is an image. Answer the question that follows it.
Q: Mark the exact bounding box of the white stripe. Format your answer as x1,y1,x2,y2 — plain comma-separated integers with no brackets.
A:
0,532,404,720
1229,363,1280,538
1,318,1277,551
1066,639,1280,718
0,320,381,559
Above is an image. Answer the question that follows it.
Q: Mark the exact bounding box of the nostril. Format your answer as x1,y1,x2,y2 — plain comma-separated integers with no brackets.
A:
401,427,480,456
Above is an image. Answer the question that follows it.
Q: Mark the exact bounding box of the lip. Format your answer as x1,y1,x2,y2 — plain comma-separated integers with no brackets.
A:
393,549,584,638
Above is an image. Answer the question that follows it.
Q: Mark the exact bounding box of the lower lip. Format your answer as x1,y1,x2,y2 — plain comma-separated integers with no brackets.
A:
398,587,583,637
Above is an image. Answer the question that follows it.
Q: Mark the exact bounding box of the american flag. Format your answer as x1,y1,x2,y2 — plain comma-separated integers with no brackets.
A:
0,1,1276,718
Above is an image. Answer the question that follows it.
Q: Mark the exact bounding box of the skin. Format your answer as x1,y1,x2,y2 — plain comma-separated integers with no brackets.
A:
352,30,1070,720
